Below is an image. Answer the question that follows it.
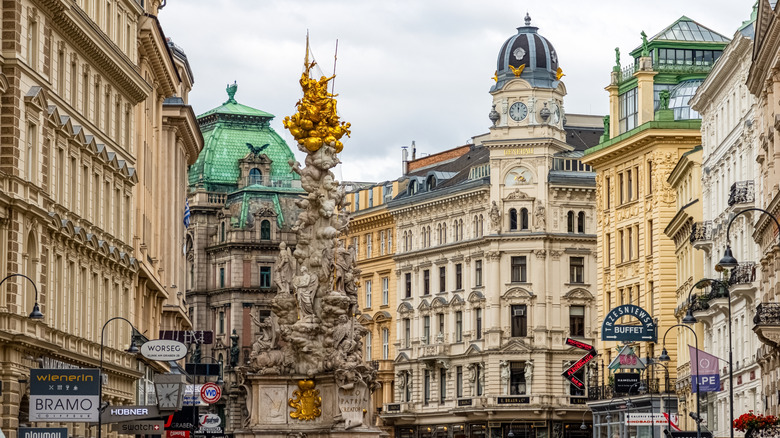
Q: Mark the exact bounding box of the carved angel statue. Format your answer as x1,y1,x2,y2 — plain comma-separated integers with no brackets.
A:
489,201,501,229
273,242,295,294
292,266,317,319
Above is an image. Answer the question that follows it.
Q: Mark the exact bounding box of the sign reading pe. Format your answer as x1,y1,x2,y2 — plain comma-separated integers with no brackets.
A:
30,369,100,422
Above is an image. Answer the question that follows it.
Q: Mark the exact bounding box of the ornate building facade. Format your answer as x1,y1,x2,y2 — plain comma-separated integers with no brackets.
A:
380,16,602,438
747,0,780,420
582,16,729,437
689,12,762,435
0,0,198,437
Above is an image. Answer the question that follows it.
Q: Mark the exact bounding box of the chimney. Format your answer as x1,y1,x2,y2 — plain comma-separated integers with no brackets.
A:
411,141,416,160
401,146,409,175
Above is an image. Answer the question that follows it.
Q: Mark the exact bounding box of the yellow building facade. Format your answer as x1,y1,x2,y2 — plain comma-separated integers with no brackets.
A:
344,181,400,430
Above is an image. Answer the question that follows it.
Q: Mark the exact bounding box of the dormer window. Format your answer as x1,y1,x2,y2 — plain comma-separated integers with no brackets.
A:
426,175,437,191
260,220,271,240
408,180,418,196
249,168,262,185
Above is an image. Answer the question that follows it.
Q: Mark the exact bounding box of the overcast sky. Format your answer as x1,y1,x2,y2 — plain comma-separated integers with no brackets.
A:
159,0,753,183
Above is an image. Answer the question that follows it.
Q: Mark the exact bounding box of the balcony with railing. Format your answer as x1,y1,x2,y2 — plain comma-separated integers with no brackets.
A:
728,181,755,207
754,303,780,348
587,376,670,401
728,262,757,286
689,221,712,249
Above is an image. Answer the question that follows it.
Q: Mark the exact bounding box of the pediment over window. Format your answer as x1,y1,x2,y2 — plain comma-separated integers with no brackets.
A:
398,302,414,316
467,291,486,303
498,338,533,354
563,288,594,301
502,287,534,300
431,297,448,309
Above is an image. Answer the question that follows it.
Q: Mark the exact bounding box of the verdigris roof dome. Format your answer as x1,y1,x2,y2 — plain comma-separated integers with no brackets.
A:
493,13,560,90
189,83,298,191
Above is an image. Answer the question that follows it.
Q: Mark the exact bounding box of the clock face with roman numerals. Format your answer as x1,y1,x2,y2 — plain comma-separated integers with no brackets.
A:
509,102,528,122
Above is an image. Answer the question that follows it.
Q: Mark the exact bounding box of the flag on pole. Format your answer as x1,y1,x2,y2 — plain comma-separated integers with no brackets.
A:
689,345,720,392
183,198,191,229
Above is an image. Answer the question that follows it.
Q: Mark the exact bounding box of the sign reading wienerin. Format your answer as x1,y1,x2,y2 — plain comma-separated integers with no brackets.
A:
601,304,657,342
30,369,100,422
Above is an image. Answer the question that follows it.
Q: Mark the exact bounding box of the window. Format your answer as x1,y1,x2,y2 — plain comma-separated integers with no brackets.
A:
648,161,653,193
368,189,374,208
405,373,412,402
510,362,527,395
606,233,611,267
577,212,585,233
567,211,575,233
423,269,430,295
380,231,385,255
26,123,37,183
260,220,271,240
354,192,359,210
570,305,585,337
509,208,518,230
627,169,633,201
249,168,262,185
221,222,226,242
476,365,483,396
366,233,372,258
511,256,527,283
475,260,482,287
382,328,389,360
218,311,225,334
387,230,392,253
570,257,584,284
520,208,529,230
424,370,430,405
455,263,462,289
352,237,359,259
366,331,372,359
456,366,463,398
438,313,444,337
634,166,640,198
403,318,411,348
405,273,412,298
439,267,446,292
619,173,625,204
647,220,653,254
605,176,611,209
219,267,225,288
382,277,389,305
27,15,38,67
628,227,634,260
618,87,637,133
455,311,463,342
475,308,482,340
260,266,271,288
423,315,430,344
440,368,447,403
619,230,625,262
365,279,372,308
511,305,527,337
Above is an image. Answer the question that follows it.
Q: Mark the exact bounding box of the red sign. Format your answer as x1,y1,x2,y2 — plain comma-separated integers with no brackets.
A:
167,431,189,438
200,383,222,404
562,338,597,388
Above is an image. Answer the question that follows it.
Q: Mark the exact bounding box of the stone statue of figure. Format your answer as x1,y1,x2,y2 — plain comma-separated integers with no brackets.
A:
534,201,545,229
334,243,353,292
191,343,201,364
251,311,279,352
640,31,649,57
659,89,671,111
274,242,295,294
230,329,240,367
489,201,501,229
500,361,510,395
467,364,477,396
603,115,610,133
614,47,621,69
524,360,534,387
292,266,317,319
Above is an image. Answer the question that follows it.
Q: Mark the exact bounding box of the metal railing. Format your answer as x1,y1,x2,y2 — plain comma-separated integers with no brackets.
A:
239,175,302,189
754,303,780,325
728,181,755,206
690,221,712,243
728,262,757,286
653,61,716,75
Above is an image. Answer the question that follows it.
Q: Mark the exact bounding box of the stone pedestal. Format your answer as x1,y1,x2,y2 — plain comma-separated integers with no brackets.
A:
237,373,382,438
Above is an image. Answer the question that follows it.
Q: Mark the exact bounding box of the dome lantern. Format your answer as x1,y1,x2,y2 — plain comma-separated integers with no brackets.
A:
492,15,561,91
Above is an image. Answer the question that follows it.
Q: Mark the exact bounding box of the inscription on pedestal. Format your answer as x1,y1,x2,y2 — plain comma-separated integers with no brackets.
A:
256,385,287,424
338,382,367,429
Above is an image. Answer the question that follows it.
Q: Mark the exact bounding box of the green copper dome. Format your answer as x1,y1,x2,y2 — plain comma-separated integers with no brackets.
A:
189,83,298,191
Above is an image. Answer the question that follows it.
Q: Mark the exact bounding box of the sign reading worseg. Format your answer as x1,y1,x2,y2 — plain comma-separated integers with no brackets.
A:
30,369,100,422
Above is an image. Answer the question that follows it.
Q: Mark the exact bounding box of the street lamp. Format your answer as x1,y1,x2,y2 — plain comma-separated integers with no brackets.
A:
685,278,733,438
98,317,141,438
202,356,224,385
0,273,44,319
580,409,590,431
646,358,674,437
717,207,780,270
606,395,632,438
659,324,701,438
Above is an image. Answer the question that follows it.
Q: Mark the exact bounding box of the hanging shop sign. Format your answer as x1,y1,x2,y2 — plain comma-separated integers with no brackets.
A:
141,340,188,361
601,304,657,342
613,372,641,394
18,428,69,438
608,345,646,371
562,338,597,389
159,331,213,345
30,369,100,422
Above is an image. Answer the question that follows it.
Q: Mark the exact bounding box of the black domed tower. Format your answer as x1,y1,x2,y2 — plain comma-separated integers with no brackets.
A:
488,13,567,139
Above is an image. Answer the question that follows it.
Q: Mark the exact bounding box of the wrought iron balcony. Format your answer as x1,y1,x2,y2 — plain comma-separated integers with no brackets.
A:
728,181,755,206
754,303,780,348
689,221,712,244
728,262,757,286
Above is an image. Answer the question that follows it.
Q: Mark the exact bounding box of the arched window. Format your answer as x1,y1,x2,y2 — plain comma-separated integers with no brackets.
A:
473,215,478,238
403,231,408,251
578,212,585,233
520,208,529,230
26,232,38,316
220,222,226,242
437,224,442,245
459,219,463,238
260,220,271,240
479,214,484,236
567,211,575,233
453,220,459,241
426,175,437,191
509,208,518,230
442,223,447,244
427,226,432,247
249,168,262,185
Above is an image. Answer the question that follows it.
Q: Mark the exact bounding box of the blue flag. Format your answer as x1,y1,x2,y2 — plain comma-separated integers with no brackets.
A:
183,198,191,229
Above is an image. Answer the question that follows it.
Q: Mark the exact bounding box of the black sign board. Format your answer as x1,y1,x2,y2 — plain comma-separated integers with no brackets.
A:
457,399,473,406
19,428,69,438
385,404,400,412
670,432,713,438
166,406,199,430
614,373,641,394
570,398,587,405
159,331,214,345
497,396,530,404
562,338,597,390
185,363,222,376
601,305,657,342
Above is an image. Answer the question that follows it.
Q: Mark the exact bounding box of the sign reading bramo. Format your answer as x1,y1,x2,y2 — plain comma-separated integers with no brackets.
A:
601,304,657,342
30,369,100,422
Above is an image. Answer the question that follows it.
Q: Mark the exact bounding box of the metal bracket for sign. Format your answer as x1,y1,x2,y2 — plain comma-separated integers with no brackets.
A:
562,338,596,389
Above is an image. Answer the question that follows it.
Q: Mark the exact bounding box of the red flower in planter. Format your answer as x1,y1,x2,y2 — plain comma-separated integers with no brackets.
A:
734,411,779,433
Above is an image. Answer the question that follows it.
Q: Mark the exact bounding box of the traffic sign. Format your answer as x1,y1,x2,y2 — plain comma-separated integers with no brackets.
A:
562,338,597,389
200,383,221,404
30,369,100,422
111,421,165,434
141,340,188,361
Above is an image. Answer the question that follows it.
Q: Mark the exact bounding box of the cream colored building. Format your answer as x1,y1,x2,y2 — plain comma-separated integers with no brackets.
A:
381,16,602,438
689,12,761,436
0,1,199,437
746,0,780,420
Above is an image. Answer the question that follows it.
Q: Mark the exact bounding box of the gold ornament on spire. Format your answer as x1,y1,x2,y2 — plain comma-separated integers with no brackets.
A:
283,37,351,153
509,64,525,77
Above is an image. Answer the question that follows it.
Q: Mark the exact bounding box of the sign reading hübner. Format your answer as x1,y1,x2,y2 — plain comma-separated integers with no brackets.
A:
601,304,657,342
30,369,100,422
101,406,162,423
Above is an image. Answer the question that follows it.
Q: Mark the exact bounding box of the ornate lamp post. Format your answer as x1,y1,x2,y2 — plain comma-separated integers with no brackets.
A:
98,317,141,438
1,273,44,319
646,358,674,436
716,207,780,438
659,324,701,438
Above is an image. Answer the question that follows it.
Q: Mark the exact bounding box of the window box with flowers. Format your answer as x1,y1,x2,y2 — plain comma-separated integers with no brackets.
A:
734,411,780,438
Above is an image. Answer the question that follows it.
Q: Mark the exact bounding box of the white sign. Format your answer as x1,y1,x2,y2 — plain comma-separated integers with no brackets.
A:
141,340,188,361
200,383,222,404
183,384,206,406
30,396,99,421
626,413,680,428
199,414,221,428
